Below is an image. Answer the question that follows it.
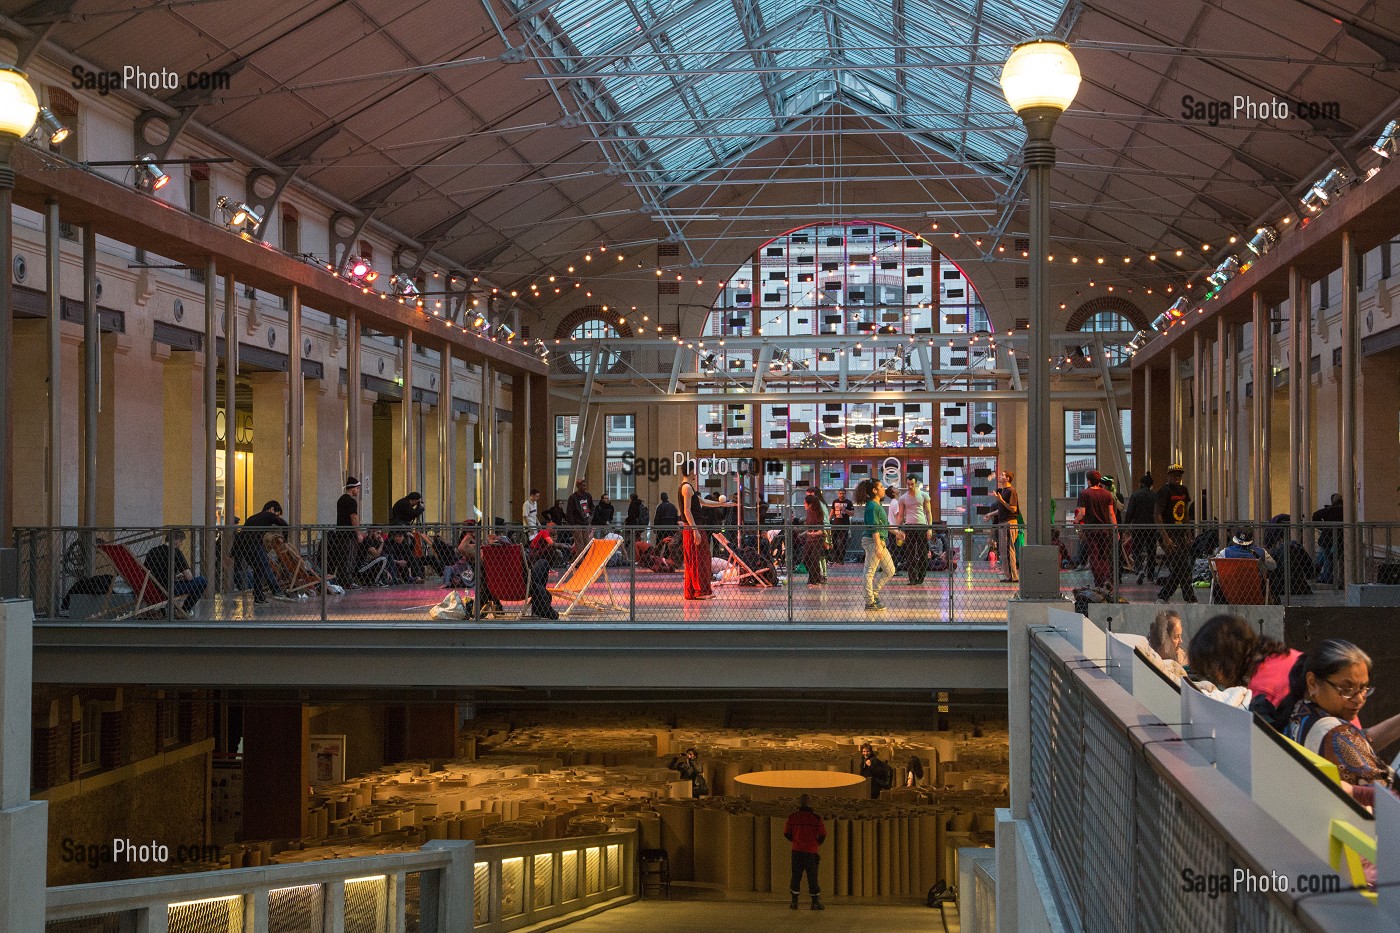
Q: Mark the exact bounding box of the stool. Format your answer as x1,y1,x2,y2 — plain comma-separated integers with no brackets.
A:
638,847,670,898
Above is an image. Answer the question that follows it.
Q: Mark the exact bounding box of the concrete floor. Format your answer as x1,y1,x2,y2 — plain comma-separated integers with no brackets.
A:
560,889,960,933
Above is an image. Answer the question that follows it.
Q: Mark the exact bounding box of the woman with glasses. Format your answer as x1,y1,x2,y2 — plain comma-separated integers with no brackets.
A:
1284,640,1400,807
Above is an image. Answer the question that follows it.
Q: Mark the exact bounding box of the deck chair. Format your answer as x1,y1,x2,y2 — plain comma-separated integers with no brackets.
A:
267,535,333,595
711,532,773,588
96,542,190,620
1209,557,1270,605
479,543,530,619
548,537,622,615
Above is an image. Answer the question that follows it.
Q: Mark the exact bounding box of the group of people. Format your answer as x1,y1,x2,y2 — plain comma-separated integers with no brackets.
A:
1146,612,1399,814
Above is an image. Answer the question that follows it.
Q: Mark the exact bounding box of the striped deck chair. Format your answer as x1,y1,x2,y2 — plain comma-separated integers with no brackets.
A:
547,537,622,615
711,532,773,588
96,542,189,620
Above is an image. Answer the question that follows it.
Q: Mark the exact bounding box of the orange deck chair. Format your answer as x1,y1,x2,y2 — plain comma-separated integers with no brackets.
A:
1210,556,1271,606
96,542,190,620
547,537,622,615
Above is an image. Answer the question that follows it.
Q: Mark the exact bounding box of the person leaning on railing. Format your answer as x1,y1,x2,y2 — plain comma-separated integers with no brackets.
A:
1284,639,1400,809
1187,614,1300,726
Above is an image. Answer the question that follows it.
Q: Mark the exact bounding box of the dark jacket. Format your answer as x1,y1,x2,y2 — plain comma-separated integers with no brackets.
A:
391,496,425,525
593,499,615,527
566,490,594,527
668,754,708,797
1124,487,1158,525
860,754,893,797
653,498,679,529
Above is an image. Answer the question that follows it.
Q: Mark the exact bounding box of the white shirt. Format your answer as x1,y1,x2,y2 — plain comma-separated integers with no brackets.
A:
523,498,539,531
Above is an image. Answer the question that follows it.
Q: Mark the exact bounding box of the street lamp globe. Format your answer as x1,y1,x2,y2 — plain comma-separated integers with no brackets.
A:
0,66,38,139
1000,40,1080,115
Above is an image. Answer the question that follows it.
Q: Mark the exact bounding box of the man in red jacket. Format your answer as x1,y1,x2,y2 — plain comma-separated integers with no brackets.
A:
783,794,826,910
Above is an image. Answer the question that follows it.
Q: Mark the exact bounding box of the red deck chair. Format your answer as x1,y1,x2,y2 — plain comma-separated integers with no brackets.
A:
267,535,333,595
1210,556,1271,606
480,543,531,619
96,542,190,620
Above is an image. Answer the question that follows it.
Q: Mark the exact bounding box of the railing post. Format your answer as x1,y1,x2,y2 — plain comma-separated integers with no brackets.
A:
421,841,474,933
1111,525,1120,603
247,888,269,933
133,906,170,933
947,530,956,624
326,879,346,933
785,521,794,624
629,528,636,620
320,528,329,623
166,528,176,622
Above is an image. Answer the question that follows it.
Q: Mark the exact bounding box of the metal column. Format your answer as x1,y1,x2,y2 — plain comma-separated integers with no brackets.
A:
83,227,98,527
438,346,453,522
1214,318,1227,522
203,258,217,526
1288,267,1312,531
519,372,531,505
346,312,361,484
0,163,14,543
223,274,239,532
1251,292,1271,525
44,200,61,527
401,329,414,498
287,286,303,523
1191,332,1203,514
481,361,494,524
1142,366,1153,478
1340,231,1359,584
1168,346,1180,464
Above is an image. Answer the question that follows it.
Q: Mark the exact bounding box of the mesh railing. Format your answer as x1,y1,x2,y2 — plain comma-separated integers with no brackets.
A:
1027,628,1373,931
21,519,1393,623
1052,520,1399,607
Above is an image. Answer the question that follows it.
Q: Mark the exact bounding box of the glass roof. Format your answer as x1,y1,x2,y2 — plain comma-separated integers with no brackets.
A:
513,0,1069,191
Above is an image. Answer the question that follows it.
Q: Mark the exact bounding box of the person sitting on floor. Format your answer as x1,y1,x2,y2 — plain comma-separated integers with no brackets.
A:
356,531,393,586
384,529,425,583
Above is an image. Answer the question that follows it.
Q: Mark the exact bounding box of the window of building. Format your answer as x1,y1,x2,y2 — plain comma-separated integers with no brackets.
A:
1077,310,1136,365
1064,410,1098,496
604,414,636,502
281,205,300,255
555,414,579,500
188,162,211,218
567,318,621,374
79,701,102,772
158,695,180,747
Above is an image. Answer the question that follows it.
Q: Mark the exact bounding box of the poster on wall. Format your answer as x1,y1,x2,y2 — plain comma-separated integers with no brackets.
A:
309,734,347,786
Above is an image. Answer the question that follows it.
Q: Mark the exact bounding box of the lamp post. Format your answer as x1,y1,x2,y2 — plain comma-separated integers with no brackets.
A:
0,66,39,552
1000,40,1079,548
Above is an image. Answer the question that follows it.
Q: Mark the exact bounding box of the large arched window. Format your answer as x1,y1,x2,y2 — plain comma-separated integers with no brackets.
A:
695,221,1000,525
554,306,632,375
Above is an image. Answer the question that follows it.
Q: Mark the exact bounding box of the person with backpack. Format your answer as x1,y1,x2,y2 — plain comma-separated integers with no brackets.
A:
1284,639,1400,807
667,747,708,797
858,742,894,799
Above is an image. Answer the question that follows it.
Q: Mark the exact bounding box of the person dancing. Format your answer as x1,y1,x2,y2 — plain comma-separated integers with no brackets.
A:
679,463,738,600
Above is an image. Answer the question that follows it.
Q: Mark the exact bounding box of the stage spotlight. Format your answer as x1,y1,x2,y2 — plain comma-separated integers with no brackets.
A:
1126,330,1151,354
390,273,419,298
1207,255,1240,289
216,196,262,232
35,106,68,145
495,323,515,341
1245,226,1277,257
135,155,169,191
699,353,717,373
1300,168,1346,212
345,255,378,283
1371,120,1399,158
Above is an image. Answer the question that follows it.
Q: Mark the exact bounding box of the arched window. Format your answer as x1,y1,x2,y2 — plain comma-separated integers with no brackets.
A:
554,307,633,375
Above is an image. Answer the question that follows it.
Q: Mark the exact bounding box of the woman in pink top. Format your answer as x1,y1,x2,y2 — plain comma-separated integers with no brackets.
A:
1187,614,1300,711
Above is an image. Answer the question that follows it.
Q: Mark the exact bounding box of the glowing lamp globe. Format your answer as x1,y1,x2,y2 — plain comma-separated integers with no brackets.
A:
1000,40,1080,114
0,66,39,139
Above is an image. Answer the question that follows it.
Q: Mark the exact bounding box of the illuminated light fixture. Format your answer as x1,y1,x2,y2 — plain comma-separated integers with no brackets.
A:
215,195,262,232
390,273,419,298
1000,39,1081,112
1151,297,1191,332
1206,255,1240,290
495,323,515,341
699,353,716,373
0,66,39,141
1300,168,1346,212
1126,330,1152,354
1371,119,1399,158
1245,225,1278,257
135,154,169,191
35,106,68,144
470,313,487,331
345,255,378,283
